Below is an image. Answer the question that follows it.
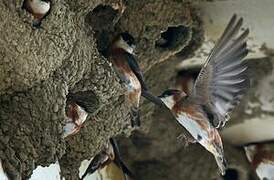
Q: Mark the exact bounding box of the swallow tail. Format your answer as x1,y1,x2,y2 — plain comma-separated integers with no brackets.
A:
130,106,140,127
211,129,227,175
214,154,227,176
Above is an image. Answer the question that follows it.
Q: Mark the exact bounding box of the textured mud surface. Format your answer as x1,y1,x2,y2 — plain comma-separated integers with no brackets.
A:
0,0,194,179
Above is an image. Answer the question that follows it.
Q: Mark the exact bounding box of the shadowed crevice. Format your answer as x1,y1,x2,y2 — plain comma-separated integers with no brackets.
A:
155,25,190,50
66,90,99,115
223,168,239,180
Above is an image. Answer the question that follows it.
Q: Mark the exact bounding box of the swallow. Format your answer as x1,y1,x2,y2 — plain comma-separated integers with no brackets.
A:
245,144,274,180
159,14,250,175
80,138,134,180
0,160,9,180
22,0,51,28
63,102,88,138
108,32,162,127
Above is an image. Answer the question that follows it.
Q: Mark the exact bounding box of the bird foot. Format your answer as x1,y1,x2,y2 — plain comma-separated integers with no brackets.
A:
215,119,228,129
214,114,230,129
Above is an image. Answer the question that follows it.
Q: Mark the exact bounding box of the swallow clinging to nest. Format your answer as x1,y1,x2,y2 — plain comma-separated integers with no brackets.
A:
108,32,163,127
22,0,51,28
63,102,88,138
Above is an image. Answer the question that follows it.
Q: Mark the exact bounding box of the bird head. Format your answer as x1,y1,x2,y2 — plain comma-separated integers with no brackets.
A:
113,32,136,55
158,89,186,109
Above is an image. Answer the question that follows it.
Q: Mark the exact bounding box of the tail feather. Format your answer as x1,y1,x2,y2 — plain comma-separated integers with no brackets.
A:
215,155,227,176
130,106,140,127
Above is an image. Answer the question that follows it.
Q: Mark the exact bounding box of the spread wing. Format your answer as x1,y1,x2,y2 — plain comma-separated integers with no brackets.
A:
191,14,249,127
125,52,148,91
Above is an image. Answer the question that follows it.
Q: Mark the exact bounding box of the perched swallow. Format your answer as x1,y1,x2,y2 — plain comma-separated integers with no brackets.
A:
159,14,249,175
108,32,161,127
0,160,9,180
80,138,134,180
22,0,51,28
63,102,88,138
245,144,274,180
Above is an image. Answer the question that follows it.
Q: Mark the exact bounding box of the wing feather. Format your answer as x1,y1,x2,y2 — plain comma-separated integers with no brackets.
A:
125,52,148,91
191,14,249,127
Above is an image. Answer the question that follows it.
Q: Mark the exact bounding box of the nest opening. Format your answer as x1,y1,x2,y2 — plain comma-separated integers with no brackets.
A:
223,168,239,180
176,68,200,80
66,90,99,115
155,25,189,49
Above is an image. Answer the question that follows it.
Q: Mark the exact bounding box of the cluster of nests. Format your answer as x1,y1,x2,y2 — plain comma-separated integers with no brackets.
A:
4,1,271,180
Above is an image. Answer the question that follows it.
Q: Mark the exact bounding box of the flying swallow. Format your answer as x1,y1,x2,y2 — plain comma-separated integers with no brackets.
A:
22,0,51,28
245,144,274,180
80,138,134,180
108,32,162,127
63,102,88,138
159,14,250,175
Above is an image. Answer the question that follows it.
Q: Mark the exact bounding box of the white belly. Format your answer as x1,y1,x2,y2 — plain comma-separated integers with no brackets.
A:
177,114,209,145
31,0,50,14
